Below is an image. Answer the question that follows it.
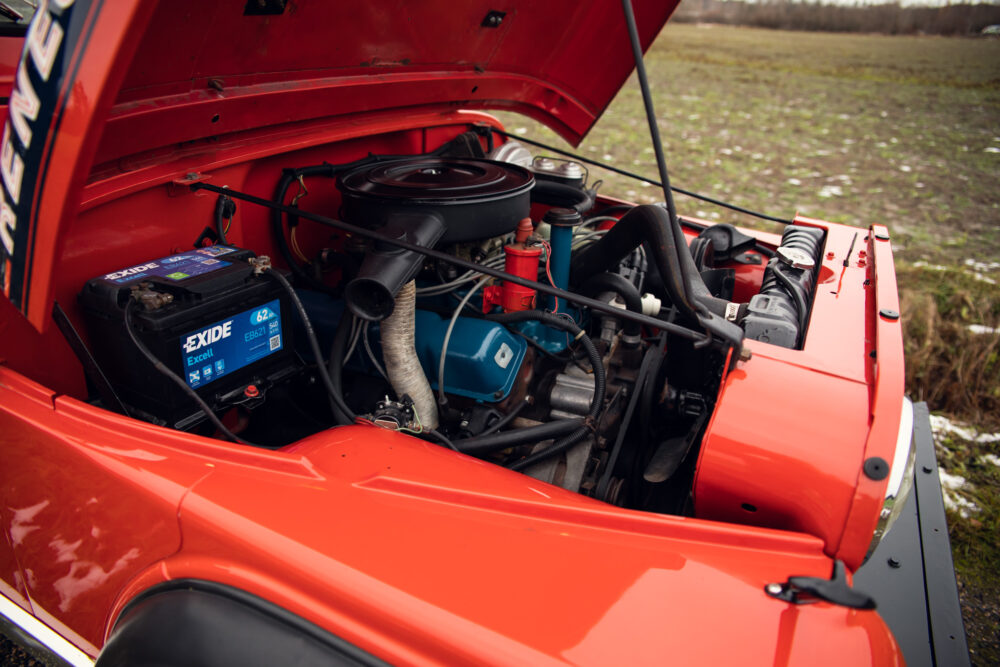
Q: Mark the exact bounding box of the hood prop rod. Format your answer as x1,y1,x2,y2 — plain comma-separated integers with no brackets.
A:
620,0,700,318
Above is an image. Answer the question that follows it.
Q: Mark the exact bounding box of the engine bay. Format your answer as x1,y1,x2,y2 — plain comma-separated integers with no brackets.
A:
65,125,825,517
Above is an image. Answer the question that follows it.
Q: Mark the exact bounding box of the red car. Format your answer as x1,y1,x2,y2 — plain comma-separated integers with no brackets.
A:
0,1,967,665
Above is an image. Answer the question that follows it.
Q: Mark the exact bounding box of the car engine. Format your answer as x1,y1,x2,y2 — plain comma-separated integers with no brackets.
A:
76,133,825,517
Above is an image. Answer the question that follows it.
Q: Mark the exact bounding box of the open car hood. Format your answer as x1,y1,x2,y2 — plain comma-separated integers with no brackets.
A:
1,0,676,326
98,0,678,164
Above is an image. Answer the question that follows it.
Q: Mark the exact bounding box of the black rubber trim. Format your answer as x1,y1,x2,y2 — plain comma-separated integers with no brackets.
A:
98,579,389,667
854,402,970,667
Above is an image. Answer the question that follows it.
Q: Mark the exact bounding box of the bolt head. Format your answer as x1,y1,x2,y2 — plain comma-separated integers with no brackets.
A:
765,583,783,595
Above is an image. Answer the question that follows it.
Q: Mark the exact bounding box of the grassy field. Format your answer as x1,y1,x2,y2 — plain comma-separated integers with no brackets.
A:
498,23,1000,663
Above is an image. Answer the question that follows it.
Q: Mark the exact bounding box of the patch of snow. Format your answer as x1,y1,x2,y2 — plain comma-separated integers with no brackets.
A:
938,471,981,518
939,470,967,490
818,185,843,198
602,154,613,161
963,258,1000,272
513,127,528,136
943,490,981,519
900,165,912,172
912,261,948,271
787,178,802,186
981,454,1000,467
930,413,1000,444
968,324,998,335
985,147,1000,154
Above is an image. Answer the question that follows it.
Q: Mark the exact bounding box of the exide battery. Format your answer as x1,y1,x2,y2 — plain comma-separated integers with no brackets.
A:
78,246,298,429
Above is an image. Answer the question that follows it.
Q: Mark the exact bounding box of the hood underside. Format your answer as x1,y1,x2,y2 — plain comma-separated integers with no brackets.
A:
95,0,677,165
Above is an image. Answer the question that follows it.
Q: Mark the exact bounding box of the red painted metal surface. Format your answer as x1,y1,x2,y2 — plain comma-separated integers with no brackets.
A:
95,0,676,165
0,0,910,662
695,218,905,569
0,35,22,100
0,364,906,663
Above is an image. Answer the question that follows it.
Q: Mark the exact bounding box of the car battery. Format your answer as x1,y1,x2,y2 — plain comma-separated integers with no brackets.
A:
78,245,298,429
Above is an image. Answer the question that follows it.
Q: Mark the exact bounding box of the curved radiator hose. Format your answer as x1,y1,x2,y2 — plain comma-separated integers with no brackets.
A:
570,204,745,323
381,280,439,429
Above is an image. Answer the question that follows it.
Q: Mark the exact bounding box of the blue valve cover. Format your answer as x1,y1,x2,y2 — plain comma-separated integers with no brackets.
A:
294,291,526,403
414,310,526,403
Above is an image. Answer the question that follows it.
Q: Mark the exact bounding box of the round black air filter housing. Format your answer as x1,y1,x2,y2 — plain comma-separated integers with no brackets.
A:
337,158,534,243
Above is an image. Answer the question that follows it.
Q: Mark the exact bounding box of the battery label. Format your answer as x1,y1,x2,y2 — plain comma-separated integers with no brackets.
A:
180,299,284,389
103,246,238,285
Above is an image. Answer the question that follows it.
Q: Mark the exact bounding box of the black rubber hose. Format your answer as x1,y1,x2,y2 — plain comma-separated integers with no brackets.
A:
214,193,234,245
424,428,459,452
770,262,808,335
509,424,588,472
124,303,256,446
325,307,357,425
480,310,607,472
580,272,643,338
570,205,739,323
265,268,356,426
455,419,582,456
531,180,595,214
479,398,530,437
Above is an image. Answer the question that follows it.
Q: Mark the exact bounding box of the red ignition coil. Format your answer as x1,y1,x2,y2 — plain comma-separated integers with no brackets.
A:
483,218,542,313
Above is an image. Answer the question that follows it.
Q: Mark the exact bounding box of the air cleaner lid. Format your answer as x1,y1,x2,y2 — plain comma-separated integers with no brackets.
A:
337,158,534,205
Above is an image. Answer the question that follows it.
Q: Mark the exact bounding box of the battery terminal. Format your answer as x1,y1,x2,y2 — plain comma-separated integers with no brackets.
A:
129,282,174,311
248,255,273,275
